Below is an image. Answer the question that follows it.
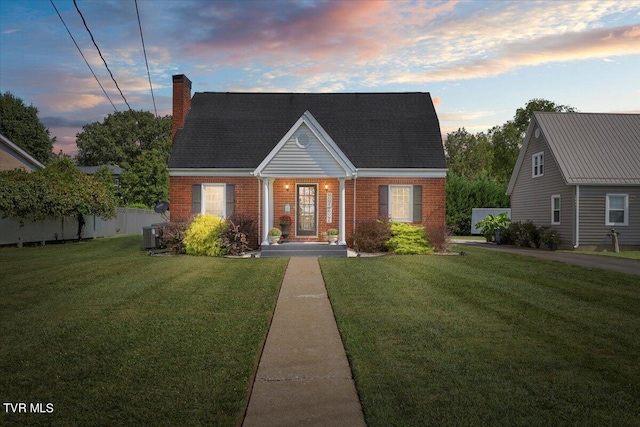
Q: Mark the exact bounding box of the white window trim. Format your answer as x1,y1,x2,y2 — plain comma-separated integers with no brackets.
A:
551,195,561,225
532,151,544,178
605,193,629,226
201,183,227,218
389,185,413,223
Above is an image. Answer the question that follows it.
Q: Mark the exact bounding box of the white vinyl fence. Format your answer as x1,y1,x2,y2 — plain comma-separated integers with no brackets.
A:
0,207,167,246
471,208,511,235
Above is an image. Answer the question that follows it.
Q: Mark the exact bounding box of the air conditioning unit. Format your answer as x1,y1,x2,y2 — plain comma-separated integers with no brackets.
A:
142,225,160,249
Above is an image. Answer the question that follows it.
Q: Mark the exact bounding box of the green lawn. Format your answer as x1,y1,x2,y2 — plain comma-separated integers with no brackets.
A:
320,248,640,426
0,236,287,426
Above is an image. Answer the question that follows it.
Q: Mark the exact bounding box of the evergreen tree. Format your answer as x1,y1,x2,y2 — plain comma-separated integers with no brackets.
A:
0,92,55,164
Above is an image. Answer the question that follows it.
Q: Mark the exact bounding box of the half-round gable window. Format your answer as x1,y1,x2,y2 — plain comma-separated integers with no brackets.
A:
296,133,311,148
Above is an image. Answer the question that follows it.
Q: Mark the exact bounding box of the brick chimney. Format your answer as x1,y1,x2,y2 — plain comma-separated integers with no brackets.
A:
172,74,192,141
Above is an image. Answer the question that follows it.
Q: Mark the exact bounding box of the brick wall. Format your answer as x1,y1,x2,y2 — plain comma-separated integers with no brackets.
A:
170,175,446,244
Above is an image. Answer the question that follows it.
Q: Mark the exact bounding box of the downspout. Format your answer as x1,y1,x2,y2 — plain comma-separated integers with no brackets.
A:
573,184,580,249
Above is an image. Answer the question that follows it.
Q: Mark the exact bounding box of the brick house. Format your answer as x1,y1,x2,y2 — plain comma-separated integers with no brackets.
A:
168,74,447,247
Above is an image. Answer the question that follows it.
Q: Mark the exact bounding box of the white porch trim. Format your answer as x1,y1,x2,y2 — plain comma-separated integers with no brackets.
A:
261,178,273,245
339,178,346,245
356,168,448,178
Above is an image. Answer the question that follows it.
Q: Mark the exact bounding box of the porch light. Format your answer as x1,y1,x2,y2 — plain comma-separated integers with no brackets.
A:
285,184,289,191
325,184,329,192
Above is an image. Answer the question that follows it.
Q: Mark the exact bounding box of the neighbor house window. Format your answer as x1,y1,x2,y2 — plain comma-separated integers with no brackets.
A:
551,195,561,225
390,185,412,222
532,152,544,177
606,194,628,226
203,184,226,218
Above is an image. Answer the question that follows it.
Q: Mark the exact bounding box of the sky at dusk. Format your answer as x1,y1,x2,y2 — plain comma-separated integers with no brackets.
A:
1,0,639,157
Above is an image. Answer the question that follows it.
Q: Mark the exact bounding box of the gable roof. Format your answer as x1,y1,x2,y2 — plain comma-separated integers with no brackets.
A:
254,111,356,178
0,133,45,171
168,92,446,170
508,112,640,193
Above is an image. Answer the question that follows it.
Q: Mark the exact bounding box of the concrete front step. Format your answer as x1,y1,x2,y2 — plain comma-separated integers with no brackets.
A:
261,243,348,258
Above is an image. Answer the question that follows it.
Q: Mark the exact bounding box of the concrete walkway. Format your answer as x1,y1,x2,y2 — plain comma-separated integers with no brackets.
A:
243,257,366,427
461,242,640,276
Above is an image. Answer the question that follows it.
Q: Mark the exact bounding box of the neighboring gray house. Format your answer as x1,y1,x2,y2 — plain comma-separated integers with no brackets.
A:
78,165,123,186
507,112,640,250
0,133,45,172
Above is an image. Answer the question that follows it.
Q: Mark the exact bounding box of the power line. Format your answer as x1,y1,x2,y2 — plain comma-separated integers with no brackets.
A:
73,0,132,111
49,0,118,112
135,0,158,118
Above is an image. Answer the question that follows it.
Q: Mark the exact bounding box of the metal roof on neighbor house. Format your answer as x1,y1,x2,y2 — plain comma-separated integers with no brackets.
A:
535,112,640,185
169,92,446,170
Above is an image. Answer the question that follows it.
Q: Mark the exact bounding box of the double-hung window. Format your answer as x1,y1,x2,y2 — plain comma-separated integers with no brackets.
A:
532,152,544,178
380,185,422,223
551,195,561,225
202,184,226,218
192,183,234,218
606,194,628,226
389,185,412,222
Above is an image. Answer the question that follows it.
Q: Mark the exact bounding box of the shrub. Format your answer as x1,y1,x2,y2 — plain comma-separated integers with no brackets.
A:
386,222,433,255
327,228,339,236
220,214,257,255
425,223,452,253
183,214,228,256
541,227,561,250
504,221,542,248
351,218,391,253
158,221,189,254
221,214,256,255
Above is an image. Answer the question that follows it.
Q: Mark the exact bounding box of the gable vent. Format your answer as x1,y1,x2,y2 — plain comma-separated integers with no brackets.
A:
296,133,310,148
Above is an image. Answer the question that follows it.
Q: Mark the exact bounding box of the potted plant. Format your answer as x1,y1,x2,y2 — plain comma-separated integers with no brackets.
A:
278,215,292,240
326,228,339,245
475,213,511,244
268,227,282,245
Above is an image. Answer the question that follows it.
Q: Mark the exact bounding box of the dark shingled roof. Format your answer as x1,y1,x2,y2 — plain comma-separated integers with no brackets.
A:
169,92,446,170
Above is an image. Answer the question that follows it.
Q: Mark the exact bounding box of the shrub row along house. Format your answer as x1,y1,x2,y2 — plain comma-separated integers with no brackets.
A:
168,75,447,247
507,112,640,250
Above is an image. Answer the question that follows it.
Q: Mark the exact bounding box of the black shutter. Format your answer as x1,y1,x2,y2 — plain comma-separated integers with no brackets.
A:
379,185,389,219
226,184,235,218
192,184,201,214
413,185,422,223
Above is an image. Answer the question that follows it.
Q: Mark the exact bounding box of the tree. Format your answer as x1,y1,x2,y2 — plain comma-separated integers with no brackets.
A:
75,110,171,168
119,149,169,209
0,92,55,164
444,128,493,179
0,158,116,238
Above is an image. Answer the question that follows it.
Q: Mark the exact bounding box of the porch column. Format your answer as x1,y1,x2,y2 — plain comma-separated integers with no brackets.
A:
339,178,346,245
262,178,272,245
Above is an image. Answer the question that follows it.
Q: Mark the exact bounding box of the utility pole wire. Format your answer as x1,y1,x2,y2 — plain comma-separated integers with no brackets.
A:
135,0,158,118
73,0,132,111
50,0,117,112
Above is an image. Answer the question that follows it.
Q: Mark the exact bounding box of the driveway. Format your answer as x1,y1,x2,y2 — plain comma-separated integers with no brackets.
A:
459,242,640,276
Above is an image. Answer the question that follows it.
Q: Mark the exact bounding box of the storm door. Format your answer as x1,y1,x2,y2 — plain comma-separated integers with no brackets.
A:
296,184,317,236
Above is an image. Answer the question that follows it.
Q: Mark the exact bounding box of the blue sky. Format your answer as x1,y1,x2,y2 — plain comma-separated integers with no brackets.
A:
1,0,639,156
